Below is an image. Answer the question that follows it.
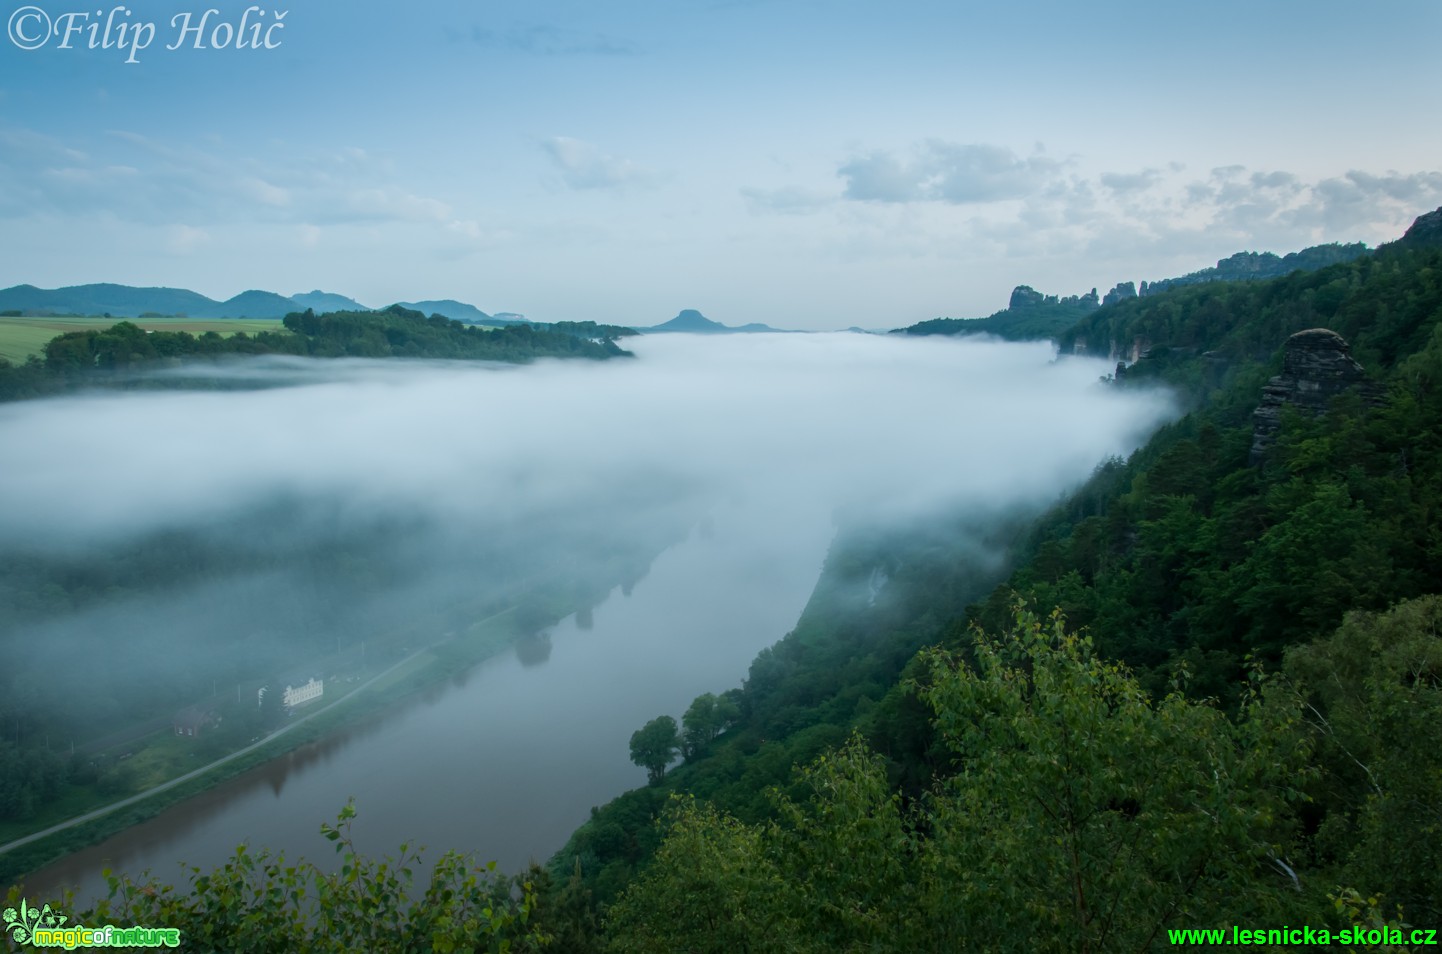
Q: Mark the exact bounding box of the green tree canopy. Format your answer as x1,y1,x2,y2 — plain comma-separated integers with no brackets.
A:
1287,595,1442,923
628,716,680,784
680,692,740,759
605,606,1318,952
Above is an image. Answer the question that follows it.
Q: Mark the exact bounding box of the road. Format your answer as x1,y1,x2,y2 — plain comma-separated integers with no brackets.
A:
0,644,431,858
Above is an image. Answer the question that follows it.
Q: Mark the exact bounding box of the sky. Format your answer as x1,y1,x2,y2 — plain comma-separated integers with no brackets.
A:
1,0,1440,330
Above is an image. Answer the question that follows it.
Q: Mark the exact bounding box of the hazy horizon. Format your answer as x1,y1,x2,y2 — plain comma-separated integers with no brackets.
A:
2,0,1439,330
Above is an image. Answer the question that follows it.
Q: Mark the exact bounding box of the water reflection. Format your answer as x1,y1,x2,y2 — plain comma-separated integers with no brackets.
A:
514,632,553,668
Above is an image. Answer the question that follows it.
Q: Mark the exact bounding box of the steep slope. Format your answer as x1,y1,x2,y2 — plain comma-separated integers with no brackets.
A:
542,211,1442,947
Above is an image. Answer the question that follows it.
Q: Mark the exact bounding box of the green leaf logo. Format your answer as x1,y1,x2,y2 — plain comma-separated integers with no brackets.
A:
3,898,67,944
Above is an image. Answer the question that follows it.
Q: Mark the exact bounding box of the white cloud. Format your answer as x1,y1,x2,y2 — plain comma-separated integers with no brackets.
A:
241,176,291,208
1100,170,1162,194
837,151,922,202
0,125,462,232
839,141,1061,205
740,185,833,214
340,188,452,224
542,136,660,191
463,23,641,56
166,224,210,254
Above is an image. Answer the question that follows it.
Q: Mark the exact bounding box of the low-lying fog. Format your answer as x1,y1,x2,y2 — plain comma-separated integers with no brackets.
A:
1,331,1174,892
4,333,1165,545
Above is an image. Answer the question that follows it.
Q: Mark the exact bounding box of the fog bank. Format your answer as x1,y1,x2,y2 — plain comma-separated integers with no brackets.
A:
0,332,1174,761
0,333,1169,546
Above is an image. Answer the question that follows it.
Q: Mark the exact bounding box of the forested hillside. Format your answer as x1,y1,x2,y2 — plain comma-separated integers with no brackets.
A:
548,218,1442,949
1139,242,1370,296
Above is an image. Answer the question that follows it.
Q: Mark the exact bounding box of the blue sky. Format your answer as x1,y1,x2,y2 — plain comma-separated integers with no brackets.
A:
2,0,1440,329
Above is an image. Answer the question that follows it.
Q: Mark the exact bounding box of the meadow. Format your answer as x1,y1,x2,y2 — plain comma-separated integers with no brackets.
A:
0,317,285,364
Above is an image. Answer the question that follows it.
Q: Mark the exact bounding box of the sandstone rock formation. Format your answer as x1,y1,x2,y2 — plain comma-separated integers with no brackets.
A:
1103,282,1137,306
1249,328,1379,463
1399,207,1442,249
1008,285,1045,310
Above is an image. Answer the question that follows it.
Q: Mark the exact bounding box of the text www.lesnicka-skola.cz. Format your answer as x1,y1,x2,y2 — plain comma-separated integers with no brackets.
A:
1169,925,1437,946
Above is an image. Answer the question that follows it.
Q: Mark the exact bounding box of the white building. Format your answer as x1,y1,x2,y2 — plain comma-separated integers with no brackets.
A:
282,677,324,709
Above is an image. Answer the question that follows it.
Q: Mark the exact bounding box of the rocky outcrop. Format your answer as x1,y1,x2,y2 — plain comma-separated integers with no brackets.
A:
1399,207,1442,249
1249,329,1380,463
1103,282,1137,306
1008,285,1045,310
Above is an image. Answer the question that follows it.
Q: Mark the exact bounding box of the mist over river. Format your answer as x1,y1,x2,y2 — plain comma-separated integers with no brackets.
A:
3,332,1175,905
22,494,833,905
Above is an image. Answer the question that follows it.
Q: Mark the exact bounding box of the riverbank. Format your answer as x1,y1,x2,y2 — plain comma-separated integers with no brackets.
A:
0,607,522,890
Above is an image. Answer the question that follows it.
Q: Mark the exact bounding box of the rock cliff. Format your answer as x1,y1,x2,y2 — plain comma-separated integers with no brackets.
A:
1008,285,1045,310
1103,282,1137,306
1399,207,1442,249
1249,328,1379,463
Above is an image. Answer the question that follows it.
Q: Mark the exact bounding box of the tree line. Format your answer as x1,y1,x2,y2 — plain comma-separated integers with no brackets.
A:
0,306,631,403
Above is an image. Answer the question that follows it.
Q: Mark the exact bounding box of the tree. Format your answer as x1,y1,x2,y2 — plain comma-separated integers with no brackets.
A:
680,692,739,759
628,716,680,784
914,604,1315,951
604,797,794,954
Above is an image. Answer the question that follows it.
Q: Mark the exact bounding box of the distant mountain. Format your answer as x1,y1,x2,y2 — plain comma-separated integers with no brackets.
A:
0,283,531,326
291,290,371,313
389,299,502,324
221,290,301,318
639,309,782,334
0,283,319,318
0,283,226,318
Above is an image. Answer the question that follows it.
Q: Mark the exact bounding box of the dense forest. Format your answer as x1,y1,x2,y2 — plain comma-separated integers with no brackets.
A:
0,305,630,403
7,213,1442,950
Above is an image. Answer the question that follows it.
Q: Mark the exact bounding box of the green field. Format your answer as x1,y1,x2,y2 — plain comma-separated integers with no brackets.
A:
0,316,286,364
